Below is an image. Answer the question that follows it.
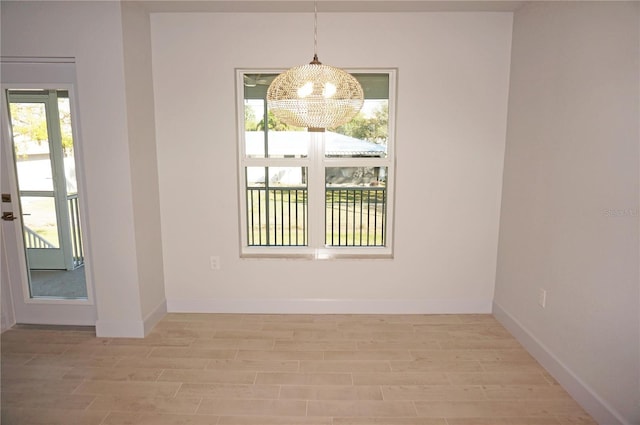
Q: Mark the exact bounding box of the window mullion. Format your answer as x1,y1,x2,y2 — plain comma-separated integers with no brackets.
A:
307,131,325,252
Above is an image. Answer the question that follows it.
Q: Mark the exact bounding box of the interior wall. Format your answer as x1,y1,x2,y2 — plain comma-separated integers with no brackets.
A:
494,2,639,424
151,12,513,312
0,1,146,336
121,1,167,329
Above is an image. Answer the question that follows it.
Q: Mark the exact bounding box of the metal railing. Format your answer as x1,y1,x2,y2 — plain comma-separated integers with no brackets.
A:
326,187,386,247
247,187,308,246
246,186,386,247
68,194,84,268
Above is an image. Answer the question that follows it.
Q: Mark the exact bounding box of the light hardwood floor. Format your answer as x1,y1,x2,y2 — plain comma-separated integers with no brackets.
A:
1,314,597,425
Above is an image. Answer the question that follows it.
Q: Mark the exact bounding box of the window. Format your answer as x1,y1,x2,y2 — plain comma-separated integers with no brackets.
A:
237,70,395,258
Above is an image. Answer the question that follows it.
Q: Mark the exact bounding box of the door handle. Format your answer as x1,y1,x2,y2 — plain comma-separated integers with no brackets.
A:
1,212,18,221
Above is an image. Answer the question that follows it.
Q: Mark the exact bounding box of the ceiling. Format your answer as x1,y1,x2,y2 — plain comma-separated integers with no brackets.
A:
139,0,527,13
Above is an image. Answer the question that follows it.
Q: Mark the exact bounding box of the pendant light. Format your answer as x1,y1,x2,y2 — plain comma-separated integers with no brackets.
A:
267,0,364,131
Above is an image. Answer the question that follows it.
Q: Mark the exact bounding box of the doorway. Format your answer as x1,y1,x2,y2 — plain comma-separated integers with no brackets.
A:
1,60,96,325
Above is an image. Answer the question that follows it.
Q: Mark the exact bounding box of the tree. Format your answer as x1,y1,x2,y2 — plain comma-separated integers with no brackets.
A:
9,103,48,157
245,102,387,137
371,103,389,143
255,111,300,132
245,105,259,131
333,103,388,144
58,108,74,154
245,106,299,132
9,101,75,156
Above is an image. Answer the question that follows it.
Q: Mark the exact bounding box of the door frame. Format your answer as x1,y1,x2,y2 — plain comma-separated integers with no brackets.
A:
1,59,96,326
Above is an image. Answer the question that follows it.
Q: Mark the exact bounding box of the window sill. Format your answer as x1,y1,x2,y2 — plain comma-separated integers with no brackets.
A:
240,247,393,260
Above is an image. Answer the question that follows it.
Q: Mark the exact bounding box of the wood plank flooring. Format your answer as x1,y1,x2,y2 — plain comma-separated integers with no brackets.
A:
1,314,597,425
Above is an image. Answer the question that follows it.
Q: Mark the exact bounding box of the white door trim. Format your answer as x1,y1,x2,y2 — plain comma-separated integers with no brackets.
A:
1,59,96,326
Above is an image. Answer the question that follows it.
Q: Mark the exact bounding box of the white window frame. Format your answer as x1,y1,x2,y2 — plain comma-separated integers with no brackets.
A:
236,68,396,259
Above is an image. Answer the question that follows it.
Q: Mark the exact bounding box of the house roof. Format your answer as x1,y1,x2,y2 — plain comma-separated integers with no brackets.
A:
244,131,386,157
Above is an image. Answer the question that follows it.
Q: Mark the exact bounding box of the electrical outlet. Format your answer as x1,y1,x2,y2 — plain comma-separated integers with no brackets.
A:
210,256,220,270
538,288,547,308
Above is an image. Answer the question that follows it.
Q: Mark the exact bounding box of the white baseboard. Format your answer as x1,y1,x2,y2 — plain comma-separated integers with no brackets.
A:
1,313,15,333
166,298,493,314
95,319,145,338
143,299,167,336
95,300,167,338
492,301,629,425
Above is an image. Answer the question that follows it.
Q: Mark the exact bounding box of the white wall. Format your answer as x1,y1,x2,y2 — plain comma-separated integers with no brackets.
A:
494,2,639,424
121,2,167,330
0,1,156,336
151,12,513,312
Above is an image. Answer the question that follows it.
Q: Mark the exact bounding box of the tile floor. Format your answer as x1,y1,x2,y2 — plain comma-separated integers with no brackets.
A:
1,314,597,425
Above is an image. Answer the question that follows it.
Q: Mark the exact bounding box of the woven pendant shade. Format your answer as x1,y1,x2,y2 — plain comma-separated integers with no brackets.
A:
267,0,364,130
267,55,364,130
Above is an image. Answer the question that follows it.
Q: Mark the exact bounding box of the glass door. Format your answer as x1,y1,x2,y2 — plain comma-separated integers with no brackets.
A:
7,90,87,299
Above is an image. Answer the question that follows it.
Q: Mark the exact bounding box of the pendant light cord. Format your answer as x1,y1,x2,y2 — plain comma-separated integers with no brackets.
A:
311,0,320,64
